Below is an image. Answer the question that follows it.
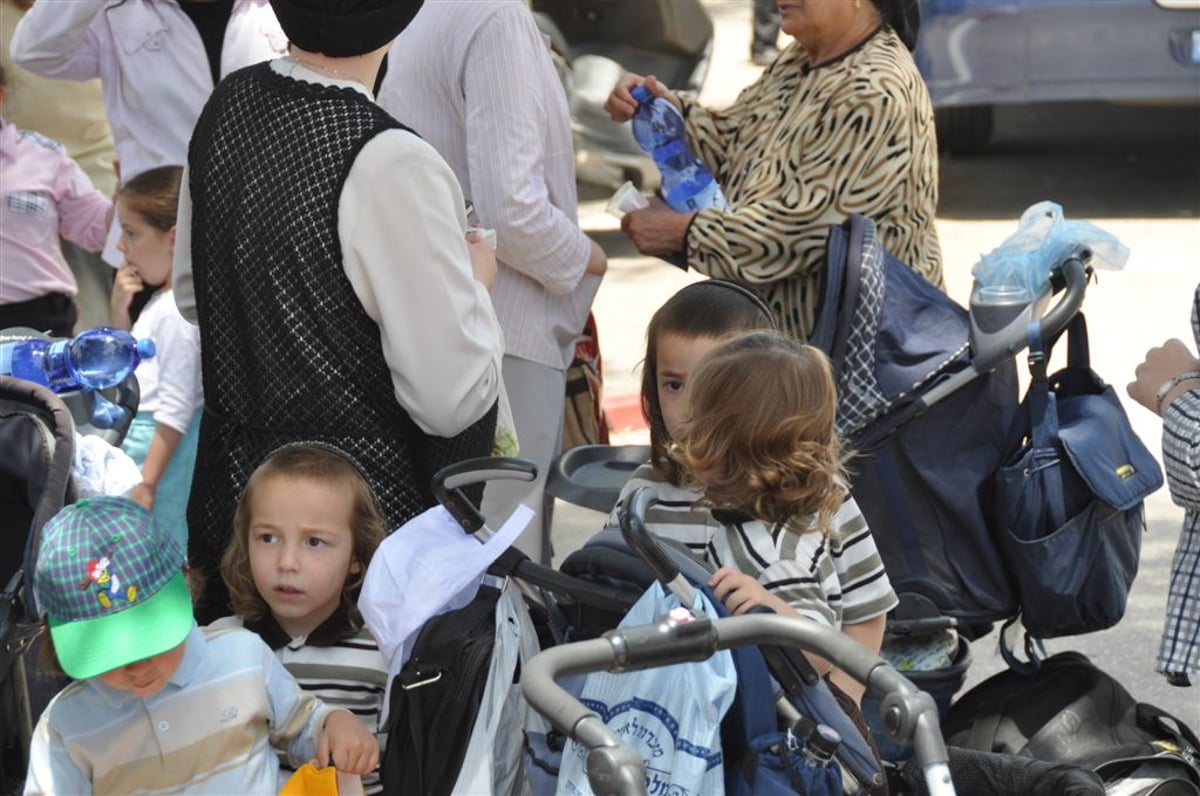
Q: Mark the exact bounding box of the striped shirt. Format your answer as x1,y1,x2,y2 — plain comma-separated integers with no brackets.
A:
210,614,389,795
1158,283,1200,679
608,464,898,628
24,624,335,796
378,0,600,370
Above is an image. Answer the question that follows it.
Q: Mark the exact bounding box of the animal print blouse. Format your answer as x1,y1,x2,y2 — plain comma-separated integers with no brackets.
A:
680,27,942,341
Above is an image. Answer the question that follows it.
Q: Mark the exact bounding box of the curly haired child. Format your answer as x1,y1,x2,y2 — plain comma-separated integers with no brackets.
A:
612,317,897,704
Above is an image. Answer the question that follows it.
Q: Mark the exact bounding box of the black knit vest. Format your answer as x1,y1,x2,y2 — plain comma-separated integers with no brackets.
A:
186,64,495,599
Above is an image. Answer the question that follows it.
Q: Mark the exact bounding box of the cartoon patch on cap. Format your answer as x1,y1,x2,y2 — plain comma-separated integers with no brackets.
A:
80,551,138,610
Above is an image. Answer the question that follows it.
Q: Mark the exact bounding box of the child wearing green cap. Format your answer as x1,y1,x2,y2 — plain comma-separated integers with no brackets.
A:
24,496,378,795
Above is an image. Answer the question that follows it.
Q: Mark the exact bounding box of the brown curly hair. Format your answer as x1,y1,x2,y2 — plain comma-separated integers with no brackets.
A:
672,332,847,536
641,280,777,485
220,444,386,628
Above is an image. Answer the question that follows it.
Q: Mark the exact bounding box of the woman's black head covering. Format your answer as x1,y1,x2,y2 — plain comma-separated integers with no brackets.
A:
872,0,921,52
270,0,424,58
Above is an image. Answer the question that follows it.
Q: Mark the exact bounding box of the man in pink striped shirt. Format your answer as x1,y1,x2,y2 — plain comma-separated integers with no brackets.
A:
0,64,110,336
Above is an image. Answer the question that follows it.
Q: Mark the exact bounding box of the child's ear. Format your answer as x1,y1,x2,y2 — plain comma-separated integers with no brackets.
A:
168,225,177,251
349,557,362,575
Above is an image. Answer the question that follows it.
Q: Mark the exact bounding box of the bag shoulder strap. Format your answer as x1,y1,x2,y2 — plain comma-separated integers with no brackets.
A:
1064,312,1090,369
831,215,868,372
1022,322,1069,529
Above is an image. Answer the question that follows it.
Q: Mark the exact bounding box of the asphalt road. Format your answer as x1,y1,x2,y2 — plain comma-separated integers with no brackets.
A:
550,0,1200,730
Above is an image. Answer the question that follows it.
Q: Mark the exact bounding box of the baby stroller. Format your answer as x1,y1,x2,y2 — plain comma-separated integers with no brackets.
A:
0,328,140,794
544,211,1191,788
368,458,651,795
378,458,1105,795
374,459,894,795
807,213,1084,633
527,483,1111,796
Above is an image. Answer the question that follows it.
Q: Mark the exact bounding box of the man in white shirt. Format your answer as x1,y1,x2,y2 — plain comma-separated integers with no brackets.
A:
380,0,607,564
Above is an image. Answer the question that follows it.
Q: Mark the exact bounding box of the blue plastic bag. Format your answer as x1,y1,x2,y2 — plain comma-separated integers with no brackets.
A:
972,201,1129,300
556,584,737,796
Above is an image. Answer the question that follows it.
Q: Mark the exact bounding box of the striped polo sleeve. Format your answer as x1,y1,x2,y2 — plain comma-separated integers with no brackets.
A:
826,494,898,625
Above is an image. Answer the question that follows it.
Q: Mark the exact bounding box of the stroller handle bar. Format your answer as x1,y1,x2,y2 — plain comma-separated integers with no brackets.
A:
1038,254,1089,344
965,254,1090,380
521,612,954,796
431,457,538,533
619,487,697,605
919,255,1090,415
619,486,823,720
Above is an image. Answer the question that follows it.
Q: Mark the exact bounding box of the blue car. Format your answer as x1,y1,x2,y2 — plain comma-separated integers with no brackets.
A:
915,0,1200,151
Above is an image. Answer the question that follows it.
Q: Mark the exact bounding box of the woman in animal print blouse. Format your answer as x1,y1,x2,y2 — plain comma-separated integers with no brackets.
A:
605,0,942,342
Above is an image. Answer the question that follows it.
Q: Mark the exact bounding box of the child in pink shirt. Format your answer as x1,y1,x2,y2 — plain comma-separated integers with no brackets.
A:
0,63,110,337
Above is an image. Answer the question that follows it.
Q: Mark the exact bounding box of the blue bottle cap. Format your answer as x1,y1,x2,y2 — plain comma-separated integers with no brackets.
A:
136,338,156,359
630,84,651,104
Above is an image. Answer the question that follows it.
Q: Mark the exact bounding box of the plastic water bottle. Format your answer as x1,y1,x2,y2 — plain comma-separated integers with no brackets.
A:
0,327,155,393
630,84,728,213
800,723,841,768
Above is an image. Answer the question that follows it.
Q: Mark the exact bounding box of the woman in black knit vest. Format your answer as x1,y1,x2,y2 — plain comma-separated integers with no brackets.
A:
173,0,505,621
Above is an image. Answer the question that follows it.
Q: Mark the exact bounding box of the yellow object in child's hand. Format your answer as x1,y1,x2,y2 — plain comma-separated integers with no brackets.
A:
277,762,364,796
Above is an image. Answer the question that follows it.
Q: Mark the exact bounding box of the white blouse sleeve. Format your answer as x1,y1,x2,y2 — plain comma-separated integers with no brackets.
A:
171,165,198,323
150,297,203,434
338,129,503,437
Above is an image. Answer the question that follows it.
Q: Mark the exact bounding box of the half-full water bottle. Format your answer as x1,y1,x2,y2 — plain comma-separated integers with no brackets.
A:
630,84,729,213
0,327,155,393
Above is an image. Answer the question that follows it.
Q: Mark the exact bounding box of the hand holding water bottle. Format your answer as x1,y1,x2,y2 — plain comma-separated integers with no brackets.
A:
606,70,727,260
628,83,728,213
620,196,696,256
604,72,681,122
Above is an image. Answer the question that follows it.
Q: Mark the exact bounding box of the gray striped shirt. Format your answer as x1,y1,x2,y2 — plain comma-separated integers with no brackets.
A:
609,464,898,628
378,0,600,370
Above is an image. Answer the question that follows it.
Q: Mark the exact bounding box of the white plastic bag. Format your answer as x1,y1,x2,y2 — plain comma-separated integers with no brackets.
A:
72,432,141,497
360,504,533,688
453,579,543,796
555,583,737,796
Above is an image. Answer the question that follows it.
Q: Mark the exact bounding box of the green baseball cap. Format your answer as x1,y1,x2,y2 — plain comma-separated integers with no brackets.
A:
35,497,194,680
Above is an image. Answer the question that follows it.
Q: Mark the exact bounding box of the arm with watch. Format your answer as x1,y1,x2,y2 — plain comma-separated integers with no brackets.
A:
1126,283,1200,686
1128,335,1200,418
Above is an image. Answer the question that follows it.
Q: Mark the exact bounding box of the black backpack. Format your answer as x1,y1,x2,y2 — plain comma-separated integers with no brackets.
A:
943,652,1200,795
379,584,500,795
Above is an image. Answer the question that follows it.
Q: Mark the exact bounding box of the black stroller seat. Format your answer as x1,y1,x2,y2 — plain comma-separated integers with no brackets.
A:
0,337,140,794
0,376,76,794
